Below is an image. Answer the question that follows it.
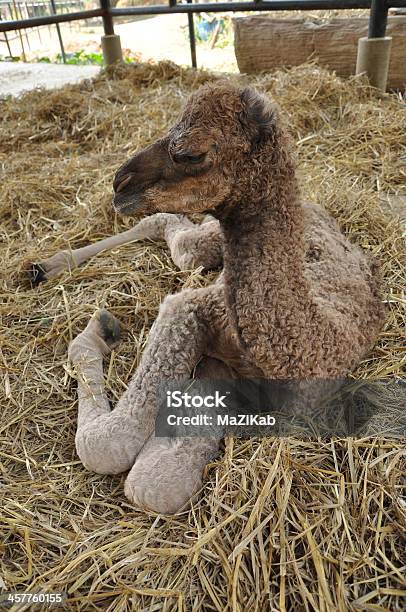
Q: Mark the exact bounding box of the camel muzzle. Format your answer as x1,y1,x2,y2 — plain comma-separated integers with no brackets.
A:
112,189,145,215
112,169,150,214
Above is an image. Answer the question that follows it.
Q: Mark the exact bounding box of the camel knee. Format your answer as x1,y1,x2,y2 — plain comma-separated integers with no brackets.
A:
123,437,219,514
75,428,125,474
175,250,201,271
159,290,200,318
170,232,201,270
75,421,140,475
124,466,196,515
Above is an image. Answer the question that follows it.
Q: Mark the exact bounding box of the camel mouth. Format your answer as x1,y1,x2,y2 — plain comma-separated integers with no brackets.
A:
112,192,145,215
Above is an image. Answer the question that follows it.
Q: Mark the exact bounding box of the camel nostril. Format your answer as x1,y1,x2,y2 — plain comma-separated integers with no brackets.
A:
114,174,133,194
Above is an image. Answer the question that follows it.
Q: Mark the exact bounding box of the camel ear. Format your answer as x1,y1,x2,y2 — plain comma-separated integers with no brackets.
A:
239,87,275,148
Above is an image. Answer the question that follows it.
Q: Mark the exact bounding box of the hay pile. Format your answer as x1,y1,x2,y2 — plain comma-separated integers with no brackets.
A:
0,62,405,610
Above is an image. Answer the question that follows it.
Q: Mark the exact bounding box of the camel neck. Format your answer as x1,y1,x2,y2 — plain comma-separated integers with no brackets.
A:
223,181,305,269
220,180,315,374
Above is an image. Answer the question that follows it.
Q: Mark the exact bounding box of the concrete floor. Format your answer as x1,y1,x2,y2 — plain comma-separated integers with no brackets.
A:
0,61,100,97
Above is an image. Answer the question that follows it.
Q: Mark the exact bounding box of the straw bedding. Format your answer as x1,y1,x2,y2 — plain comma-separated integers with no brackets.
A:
0,61,405,610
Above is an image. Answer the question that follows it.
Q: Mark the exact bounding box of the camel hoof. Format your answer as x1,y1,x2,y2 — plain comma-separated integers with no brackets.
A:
97,309,122,349
27,262,47,286
26,251,76,287
68,309,122,362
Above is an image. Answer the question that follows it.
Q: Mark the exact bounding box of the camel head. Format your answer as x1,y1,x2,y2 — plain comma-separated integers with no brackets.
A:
112,82,276,218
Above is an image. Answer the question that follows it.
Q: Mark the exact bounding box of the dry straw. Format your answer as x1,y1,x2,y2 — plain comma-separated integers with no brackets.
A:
0,61,405,610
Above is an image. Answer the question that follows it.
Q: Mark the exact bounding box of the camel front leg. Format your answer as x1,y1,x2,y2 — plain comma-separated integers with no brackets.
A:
27,213,192,284
68,310,142,474
69,286,217,475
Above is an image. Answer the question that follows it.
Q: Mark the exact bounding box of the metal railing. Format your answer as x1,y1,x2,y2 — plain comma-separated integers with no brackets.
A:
0,0,405,68
0,0,92,61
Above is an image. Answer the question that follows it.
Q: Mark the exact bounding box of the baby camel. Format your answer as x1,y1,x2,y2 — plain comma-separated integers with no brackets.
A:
32,83,385,514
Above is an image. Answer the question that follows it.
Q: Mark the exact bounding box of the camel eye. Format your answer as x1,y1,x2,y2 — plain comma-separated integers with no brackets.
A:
173,151,206,165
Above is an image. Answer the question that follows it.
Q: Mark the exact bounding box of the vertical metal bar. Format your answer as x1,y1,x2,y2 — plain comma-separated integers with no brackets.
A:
50,0,66,62
12,0,26,60
100,0,114,36
16,2,28,51
37,1,43,46
368,0,388,38
22,2,31,49
30,0,44,44
4,31,13,57
186,0,196,68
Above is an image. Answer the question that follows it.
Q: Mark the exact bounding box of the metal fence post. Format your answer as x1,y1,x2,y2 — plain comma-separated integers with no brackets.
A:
356,0,392,91
100,0,122,65
11,0,26,60
186,0,197,68
368,0,389,37
50,0,66,63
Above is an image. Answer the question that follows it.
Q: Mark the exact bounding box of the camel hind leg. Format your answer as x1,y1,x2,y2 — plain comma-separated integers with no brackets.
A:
124,356,235,515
